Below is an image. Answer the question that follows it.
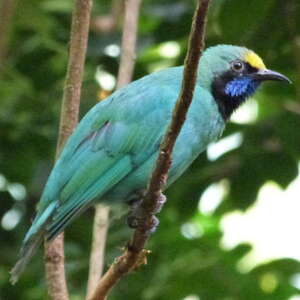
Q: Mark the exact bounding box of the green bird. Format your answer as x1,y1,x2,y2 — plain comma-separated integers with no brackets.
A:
11,45,290,283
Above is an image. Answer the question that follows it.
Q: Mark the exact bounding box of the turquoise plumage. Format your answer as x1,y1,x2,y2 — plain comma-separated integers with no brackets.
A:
11,45,290,282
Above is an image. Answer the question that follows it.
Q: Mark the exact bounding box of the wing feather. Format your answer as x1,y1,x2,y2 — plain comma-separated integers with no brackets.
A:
47,155,132,239
11,68,182,282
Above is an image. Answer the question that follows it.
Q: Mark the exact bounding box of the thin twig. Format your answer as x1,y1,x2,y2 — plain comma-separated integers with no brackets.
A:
284,0,300,97
86,205,110,299
44,0,93,299
88,1,211,300
90,0,124,34
87,0,141,298
116,0,142,89
0,0,17,73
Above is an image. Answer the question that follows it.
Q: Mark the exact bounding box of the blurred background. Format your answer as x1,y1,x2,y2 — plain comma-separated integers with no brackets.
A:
1,0,300,299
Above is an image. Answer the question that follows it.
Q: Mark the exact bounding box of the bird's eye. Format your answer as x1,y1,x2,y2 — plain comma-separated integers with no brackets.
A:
231,61,244,72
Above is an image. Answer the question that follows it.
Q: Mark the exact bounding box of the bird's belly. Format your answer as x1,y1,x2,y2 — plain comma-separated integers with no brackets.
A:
102,115,224,203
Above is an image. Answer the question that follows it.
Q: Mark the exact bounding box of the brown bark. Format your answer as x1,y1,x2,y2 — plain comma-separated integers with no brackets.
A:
55,0,93,154
0,0,17,72
44,236,69,300
88,1,211,300
44,0,93,299
87,0,141,298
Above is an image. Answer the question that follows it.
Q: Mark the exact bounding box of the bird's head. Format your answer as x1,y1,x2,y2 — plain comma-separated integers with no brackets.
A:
199,45,291,120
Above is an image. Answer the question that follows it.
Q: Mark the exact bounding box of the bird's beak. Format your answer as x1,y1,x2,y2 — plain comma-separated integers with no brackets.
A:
253,69,292,83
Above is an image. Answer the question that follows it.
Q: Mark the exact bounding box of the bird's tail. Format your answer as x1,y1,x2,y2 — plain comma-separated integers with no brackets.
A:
10,230,44,284
10,202,56,284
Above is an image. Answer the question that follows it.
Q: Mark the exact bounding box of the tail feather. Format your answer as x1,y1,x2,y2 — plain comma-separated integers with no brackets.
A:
10,230,44,284
10,201,56,284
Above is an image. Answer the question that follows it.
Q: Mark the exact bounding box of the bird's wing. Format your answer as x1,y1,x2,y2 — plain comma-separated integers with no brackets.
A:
35,79,176,240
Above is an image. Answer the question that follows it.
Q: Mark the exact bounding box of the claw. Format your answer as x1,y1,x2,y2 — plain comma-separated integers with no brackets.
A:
152,193,166,214
148,216,159,233
127,215,139,229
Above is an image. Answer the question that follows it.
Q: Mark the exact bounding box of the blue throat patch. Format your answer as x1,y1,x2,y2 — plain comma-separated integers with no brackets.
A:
225,77,260,99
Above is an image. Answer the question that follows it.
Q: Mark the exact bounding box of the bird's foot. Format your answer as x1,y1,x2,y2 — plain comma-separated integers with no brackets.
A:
127,214,159,234
126,192,166,234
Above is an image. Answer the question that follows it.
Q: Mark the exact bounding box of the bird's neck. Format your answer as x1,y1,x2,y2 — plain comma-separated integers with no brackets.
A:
211,74,260,120
212,87,248,120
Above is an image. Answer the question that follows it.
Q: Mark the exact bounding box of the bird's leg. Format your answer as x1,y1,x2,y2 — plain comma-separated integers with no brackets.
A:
126,191,166,234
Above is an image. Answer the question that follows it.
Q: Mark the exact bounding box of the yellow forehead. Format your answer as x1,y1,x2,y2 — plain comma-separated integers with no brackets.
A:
244,51,266,70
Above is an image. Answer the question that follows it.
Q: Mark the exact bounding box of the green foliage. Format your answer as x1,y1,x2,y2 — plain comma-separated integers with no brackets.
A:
1,0,300,299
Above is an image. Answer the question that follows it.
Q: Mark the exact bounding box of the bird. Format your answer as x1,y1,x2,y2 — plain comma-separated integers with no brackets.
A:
10,44,290,283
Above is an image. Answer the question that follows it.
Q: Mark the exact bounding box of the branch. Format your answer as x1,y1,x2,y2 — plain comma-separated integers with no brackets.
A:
86,204,110,299
90,0,124,34
44,1,93,299
88,1,211,299
55,0,93,154
284,0,300,98
116,0,141,89
87,0,141,298
0,0,17,73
